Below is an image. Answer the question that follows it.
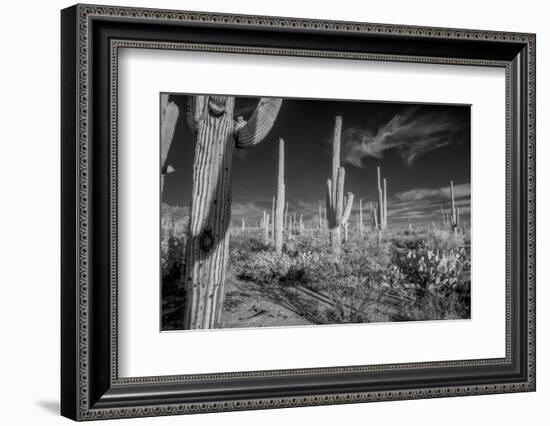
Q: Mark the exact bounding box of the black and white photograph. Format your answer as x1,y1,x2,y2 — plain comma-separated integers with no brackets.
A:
160,94,472,331
53,2,537,422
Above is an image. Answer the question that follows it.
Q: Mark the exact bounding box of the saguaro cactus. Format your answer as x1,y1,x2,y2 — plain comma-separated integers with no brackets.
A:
160,94,179,194
441,204,448,231
183,95,282,330
449,181,460,233
275,138,285,253
358,198,364,236
375,167,388,231
370,201,378,229
325,116,354,257
285,202,292,240
263,213,270,245
271,196,275,241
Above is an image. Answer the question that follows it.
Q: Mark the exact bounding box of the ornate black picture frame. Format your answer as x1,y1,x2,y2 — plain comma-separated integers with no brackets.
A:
61,4,536,421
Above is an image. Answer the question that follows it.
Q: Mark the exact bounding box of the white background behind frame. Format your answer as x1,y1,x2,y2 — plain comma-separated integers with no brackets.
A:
4,0,549,425
118,48,506,378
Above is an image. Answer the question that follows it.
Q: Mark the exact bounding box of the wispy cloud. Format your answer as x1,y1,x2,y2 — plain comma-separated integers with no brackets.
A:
341,108,468,167
395,183,470,203
387,183,471,223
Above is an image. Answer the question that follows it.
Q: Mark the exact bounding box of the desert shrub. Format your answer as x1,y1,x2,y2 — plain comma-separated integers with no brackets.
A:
324,276,391,324
290,251,337,286
230,232,266,252
237,251,294,285
296,238,394,323
398,290,470,321
284,233,329,256
161,235,185,294
391,234,425,251
228,232,268,278
230,225,471,324
390,242,471,320
161,235,186,330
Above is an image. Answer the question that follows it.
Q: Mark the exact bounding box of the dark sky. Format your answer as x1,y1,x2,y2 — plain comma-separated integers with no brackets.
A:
162,94,470,227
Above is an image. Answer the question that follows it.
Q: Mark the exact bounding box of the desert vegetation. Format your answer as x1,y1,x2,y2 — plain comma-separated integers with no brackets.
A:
162,206,470,330
161,99,470,330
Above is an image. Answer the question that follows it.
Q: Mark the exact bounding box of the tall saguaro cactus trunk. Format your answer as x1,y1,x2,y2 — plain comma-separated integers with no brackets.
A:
325,117,354,258
183,96,282,330
271,197,275,241
359,198,364,236
263,213,270,245
375,167,388,231
449,181,460,234
275,139,285,253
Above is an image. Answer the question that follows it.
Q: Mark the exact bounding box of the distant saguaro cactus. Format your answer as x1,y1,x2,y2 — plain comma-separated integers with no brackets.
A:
440,204,448,231
449,181,460,233
325,116,354,257
160,94,179,194
263,213,270,245
285,202,292,240
375,167,388,231
370,201,378,229
275,138,285,253
358,198,364,236
183,95,282,330
271,196,275,242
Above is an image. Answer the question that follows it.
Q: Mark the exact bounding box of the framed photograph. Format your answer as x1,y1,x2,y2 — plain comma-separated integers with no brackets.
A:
61,4,536,421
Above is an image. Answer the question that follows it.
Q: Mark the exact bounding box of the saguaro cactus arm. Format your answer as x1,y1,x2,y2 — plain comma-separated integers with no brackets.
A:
326,178,333,224
160,94,180,169
341,192,354,225
234,98,283,147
